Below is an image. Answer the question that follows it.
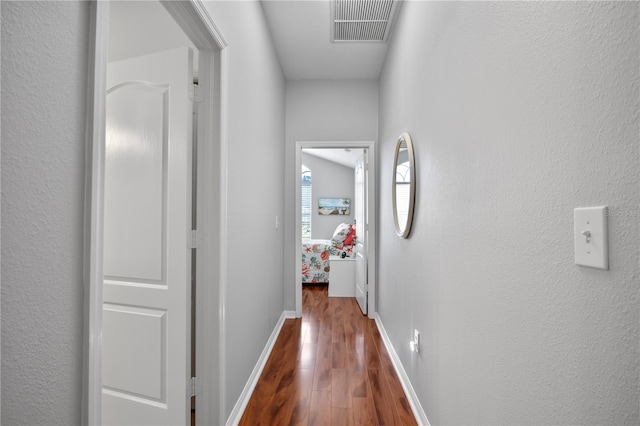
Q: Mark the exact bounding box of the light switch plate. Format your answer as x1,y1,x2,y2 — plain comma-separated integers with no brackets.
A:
574,206,608,270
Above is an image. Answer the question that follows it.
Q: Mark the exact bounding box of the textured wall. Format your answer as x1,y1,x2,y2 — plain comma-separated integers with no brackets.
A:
378,2,639,424
302,152,355,240
1,1,89,424
201,1,286,421
284,80,378,309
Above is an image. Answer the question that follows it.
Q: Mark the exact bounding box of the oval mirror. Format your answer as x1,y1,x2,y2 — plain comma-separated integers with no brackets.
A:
392,132,416,238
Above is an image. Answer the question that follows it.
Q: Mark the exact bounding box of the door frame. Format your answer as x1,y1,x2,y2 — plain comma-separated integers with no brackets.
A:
295,141,377,318
82,2,229,424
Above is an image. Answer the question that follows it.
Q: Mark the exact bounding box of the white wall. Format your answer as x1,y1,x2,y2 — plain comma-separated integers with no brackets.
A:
302,153,355,239
108,1,197,65
284,80,378,309
378,2,639,424
1,1,89,423
201,1,286,421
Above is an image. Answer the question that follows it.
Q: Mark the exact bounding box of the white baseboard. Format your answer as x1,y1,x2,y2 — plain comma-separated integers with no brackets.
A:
374,316,430,426
226,310,296,426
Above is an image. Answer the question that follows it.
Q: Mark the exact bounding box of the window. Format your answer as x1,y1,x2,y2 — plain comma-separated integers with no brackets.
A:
301,166,312,239
395,161,411,228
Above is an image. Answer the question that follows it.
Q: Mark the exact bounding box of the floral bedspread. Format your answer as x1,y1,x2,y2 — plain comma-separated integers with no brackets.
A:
302,239,355,284
302,241,331,283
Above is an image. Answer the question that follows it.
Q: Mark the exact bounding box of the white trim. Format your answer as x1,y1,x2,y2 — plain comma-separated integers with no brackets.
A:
225,311,297,426
82,2,109,424
217,45,230,426
162,0,227,49
295,141,377,318
194,47,227,426
375,316,430,426
84,1,228,425
295,144,303,318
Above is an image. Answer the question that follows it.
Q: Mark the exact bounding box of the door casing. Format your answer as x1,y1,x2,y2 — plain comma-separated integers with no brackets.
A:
294,141,377,318
354,153,368,315
82,2,229,424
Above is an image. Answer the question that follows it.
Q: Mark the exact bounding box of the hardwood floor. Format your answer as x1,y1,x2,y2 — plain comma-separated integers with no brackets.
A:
239,285,417,425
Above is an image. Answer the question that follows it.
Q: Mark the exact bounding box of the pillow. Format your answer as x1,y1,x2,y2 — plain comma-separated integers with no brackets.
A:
331,223,352,246
343,225,356,246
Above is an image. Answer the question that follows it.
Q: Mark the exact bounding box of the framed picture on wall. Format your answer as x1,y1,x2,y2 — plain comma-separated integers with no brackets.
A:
318,198,351,215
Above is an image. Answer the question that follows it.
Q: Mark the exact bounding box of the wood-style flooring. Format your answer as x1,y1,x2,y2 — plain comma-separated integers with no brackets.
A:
239,285,417,425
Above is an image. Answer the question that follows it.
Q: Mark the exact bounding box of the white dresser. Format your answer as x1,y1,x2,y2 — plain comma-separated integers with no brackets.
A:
328,256,355,297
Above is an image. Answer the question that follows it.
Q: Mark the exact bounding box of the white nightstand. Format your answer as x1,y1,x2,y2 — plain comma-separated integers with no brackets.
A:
328,256,355,297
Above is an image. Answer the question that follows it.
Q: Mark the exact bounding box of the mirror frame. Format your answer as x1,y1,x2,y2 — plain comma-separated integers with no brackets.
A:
392,132,416,238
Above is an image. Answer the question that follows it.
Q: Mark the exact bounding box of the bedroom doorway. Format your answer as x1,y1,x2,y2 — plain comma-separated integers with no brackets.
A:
295,141,377,319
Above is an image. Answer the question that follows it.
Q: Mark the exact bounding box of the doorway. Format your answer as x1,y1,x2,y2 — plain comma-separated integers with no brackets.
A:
84,1,228,425
294,141,377,319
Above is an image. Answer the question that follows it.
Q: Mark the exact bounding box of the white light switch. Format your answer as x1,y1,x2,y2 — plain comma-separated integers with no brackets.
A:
574,206,608,270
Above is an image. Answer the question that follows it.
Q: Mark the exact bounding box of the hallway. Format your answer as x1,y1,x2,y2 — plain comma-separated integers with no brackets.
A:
239,286,417,425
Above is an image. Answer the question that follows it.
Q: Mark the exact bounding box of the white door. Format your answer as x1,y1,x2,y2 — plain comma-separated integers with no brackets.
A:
355,153,368,315
102,47,194,425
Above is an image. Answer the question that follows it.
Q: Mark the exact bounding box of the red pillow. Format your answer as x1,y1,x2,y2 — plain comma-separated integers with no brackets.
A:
343,225,356,246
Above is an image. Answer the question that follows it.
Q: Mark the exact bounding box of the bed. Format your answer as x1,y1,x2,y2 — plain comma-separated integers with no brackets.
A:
302,223,356,284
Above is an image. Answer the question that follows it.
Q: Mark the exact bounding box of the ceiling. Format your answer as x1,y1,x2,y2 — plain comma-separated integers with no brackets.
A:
109,1,395,81
260,0,394,80
304,148,364,168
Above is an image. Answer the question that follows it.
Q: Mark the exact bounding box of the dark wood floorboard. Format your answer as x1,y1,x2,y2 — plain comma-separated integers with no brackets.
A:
238,285,418,425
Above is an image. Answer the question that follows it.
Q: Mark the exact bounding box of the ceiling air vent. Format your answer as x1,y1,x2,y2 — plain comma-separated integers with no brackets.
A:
332,0,399,43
